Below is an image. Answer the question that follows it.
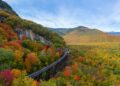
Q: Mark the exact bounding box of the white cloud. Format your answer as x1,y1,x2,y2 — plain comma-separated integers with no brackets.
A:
20,7,84,28
19,3,119,31
3,0,120,31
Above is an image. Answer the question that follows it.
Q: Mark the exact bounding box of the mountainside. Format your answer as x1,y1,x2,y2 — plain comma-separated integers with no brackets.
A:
51,28,70,36
56,26,120,45
0,0,65,48
52,26,102,36
0,0,17,15
0,0,65,80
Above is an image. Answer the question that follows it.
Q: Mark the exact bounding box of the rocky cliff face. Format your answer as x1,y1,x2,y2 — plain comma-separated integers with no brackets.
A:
15,28,52,45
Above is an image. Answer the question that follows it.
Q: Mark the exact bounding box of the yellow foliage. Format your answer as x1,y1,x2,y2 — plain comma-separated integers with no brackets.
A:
31,81,37,86
14,50,24,62
11,69,21,78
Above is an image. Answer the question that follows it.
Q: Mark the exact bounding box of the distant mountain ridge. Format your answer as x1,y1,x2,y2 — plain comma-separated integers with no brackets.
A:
107,32,120,35
51,26,120,45
52,26,120,36
51,26,103,36
51,28,70,36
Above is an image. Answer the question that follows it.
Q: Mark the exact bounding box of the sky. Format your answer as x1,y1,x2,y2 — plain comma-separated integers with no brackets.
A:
3,0,120,31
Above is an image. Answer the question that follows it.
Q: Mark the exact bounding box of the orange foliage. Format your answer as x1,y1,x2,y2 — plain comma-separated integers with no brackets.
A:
2,41,23,50
63,66,71,77
16,40,22,45
9,41,22,49
32,80,39,86
11,69,21,78
63,70,71,77
25,53,39,72
0,24,18,40
74,75,81,81
21,35,26,40
72,63,78,72
44,45,50,50
79,57,84,62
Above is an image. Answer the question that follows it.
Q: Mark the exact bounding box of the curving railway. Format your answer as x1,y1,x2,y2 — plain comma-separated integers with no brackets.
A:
28,48,69,80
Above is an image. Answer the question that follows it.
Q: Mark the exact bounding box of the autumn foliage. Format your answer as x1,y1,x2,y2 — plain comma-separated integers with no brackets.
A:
0,70,13,86
0,5,65,85
63,66,72,77
25,53,39,72
72,63,78,72
0,24,18,40
11,69,21,78
74,75,81,81
0,21,63,85
14,50,24,62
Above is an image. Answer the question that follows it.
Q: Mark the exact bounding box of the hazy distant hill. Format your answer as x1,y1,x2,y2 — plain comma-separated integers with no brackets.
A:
51,28,70,36
107,32,120,35
52,26,120,45
52,26,102,36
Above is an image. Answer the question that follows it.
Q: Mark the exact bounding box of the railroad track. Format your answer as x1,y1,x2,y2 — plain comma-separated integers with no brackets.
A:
28,49,69,80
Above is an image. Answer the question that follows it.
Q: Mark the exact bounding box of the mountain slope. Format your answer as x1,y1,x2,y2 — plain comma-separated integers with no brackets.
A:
62,27,120,45
0,0,65,76
0,0,65,48
51,26,102,36
0,0,17,15
51,28,70,36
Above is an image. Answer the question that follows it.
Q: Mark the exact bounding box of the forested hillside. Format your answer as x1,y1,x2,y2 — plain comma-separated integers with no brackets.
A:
0,0,66,85
0,0,17,15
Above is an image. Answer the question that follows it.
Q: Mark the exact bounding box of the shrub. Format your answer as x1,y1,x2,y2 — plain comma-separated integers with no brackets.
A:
11,69,21,78
25,53,40,72
0,70,13,86
0,48,14,61
0,48,14,70
12,71,38,86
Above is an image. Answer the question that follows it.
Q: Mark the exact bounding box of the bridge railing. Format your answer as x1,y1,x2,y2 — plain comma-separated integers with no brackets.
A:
28,49,69,80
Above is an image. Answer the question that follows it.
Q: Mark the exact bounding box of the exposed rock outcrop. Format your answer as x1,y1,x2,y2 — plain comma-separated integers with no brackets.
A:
15,28,52,45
